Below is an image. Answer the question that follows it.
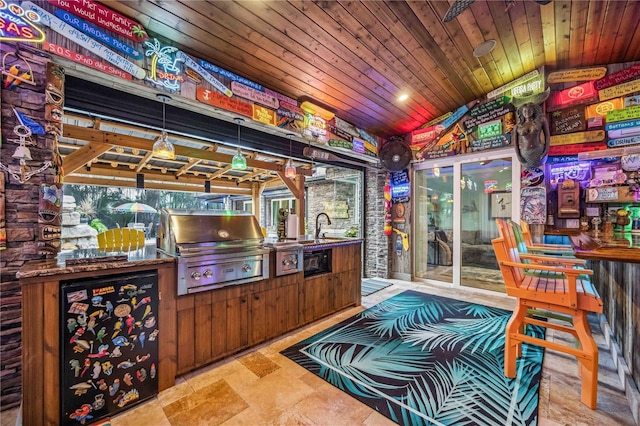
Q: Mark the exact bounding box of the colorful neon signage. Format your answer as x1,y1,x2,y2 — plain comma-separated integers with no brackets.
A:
0,0,45,42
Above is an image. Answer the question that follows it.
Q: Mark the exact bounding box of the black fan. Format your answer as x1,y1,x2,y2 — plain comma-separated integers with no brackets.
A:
378,137,413,171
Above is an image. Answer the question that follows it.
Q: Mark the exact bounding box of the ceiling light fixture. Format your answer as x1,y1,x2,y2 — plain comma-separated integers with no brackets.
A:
231,118,247,170
284,134,297,179
398,93,409,102
152,93,176,160
473,39,496,58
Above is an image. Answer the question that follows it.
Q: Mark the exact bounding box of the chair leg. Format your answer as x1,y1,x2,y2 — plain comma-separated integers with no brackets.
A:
574,310,598,409
505,302,527,378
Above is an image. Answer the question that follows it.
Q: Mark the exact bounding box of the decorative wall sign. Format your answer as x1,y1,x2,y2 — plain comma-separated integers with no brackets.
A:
521,167,544,187
520,187,546,224
440,105,469,129
46,0,148,42
607,135,640,148
605,118,640,132
331,116,360,137
599,79,640,101
0,0,45,42
510,75,545,99
420,123,466,159
594,64,640,90
608,126,640,139
469,96,510,117
328,139,353,150
487,69,539,99
621,154,640,171
477,120,502,139
199,58,263,91
549,163,591,185
549,130,605,146
232,81,279,108
177,51,232,96
143,38,182,91
420,111,452,128
25,2,146,79
322,201,349,219
2,50,37,88
546,81,598,111
549,142,607,156
54,9,142,60
547,67,608,84
43,42,132,80
588,187,619,202
470,134,511,152
550,106,586,135
411,124,444,147
547,155,579,163
252,104,277,126
586,98,623,118
606,105,640,123
625,95,640,107
302,113,327,143
196,87,252,117
390,169,410,203
463,104,514,131
0,173,5,250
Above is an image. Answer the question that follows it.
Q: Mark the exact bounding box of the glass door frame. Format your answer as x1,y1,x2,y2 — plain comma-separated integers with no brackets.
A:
412,147,521,287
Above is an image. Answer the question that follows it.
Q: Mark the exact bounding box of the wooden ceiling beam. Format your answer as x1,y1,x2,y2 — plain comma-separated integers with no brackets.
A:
62,141,114,175
64,125,312,176
63,175,251,195
136,151,154,172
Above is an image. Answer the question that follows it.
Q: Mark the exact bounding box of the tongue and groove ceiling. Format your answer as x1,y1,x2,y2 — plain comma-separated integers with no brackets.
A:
103,0,640,138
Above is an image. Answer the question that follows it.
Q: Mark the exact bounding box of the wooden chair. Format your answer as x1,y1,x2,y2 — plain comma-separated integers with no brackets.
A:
492,218,603,409
97,228,145,252
516,220,575,256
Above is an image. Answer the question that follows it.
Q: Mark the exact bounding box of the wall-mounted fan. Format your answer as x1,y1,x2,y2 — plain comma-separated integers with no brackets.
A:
378,137,413,171
443,0,552,23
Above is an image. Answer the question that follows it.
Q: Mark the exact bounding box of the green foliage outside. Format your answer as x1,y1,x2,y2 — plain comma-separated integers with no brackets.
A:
89,219,108,233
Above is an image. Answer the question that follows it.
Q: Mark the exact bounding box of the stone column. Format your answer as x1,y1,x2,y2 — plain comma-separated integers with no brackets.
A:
364,168,389,278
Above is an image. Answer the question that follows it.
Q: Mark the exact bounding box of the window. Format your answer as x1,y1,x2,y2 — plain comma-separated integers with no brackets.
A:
270,198,296,226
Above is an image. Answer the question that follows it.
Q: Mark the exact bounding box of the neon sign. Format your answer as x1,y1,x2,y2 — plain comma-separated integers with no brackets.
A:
0,0,45,43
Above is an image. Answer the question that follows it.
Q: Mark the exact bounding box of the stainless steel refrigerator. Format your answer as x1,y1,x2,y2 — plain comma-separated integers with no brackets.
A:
60,271,159,425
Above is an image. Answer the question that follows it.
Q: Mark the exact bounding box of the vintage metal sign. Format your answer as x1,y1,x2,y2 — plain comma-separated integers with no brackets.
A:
44,42,132,80
549,142,607,156
411,124,443,147
54,9,142,60
0,0,45,42
594,64,640,90
232,81,279,109
46,0,148,41
605,119,640,132
588,187,619,202
607,135,640,148
197,87,252,117
599,79,640,101
25,2,146,79
252,104,277,126
549,130,604,146
550,106,586,135
605,105,640,123
470,134,511,152
487,69,539,99
547,67,608,84
547,81,598,111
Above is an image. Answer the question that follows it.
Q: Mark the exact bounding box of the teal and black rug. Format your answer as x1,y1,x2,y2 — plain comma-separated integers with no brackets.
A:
281,290,545,426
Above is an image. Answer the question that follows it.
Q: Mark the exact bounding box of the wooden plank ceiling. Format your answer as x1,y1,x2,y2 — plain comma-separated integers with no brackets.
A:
103,0,640,139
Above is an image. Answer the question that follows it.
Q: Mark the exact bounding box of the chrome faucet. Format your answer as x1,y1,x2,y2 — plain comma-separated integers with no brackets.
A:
315,212,332,240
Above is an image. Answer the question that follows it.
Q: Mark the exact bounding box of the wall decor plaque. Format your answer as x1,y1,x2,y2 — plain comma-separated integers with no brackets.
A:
550,106,586,135
549,130,605,146
547,67,608,84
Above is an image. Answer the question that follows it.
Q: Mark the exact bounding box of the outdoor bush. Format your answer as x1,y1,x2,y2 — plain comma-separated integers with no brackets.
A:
90,219,108,233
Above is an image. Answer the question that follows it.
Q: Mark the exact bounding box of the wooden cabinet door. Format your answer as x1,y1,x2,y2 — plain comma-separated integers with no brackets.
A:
176,295,195,374
299,274,333,324
249,287,279,345
225,294,248,352
278,280,300,332
334,269,359,310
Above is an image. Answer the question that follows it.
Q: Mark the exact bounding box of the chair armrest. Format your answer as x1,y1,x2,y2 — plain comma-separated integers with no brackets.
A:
526,245,575,255
499,260,593,275
519,253,586,266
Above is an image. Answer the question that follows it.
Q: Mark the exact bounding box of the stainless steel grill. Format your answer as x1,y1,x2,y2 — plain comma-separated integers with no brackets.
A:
157,209,270,295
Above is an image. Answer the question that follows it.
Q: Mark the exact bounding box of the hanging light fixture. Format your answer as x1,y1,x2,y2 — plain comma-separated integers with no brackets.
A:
152,93,176,160
284,133,296,179
231,118,247,170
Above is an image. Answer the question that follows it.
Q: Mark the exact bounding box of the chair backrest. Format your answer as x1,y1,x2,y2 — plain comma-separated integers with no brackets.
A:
97,228,145,252
493,219,525,283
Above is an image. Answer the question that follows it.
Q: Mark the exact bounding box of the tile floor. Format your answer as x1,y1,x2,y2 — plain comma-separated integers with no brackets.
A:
1,279,636,425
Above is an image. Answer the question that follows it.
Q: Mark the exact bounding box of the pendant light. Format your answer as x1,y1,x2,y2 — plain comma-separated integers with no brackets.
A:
231,118,247,170
284,133,296,179
152,94,176,160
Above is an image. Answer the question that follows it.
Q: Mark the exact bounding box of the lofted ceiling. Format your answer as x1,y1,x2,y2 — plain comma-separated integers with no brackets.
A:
103,0,640,139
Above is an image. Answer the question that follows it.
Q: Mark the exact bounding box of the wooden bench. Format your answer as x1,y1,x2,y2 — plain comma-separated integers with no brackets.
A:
97,228,145,252
493,218,603,409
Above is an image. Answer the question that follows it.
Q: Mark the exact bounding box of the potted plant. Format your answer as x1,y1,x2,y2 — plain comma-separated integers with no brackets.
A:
76,198,96,224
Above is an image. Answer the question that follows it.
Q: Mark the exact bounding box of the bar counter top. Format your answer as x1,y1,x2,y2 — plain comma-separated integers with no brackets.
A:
568,232,640,264
17,245,175,279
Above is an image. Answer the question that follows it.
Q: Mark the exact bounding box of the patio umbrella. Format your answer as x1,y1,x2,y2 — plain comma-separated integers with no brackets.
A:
112,202,157,224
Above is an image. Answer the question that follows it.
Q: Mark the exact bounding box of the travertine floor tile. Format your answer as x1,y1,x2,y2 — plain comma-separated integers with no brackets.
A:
185,359,258,392
219,406,266,426
293,382,373,425
237,351,280,378
110,399,170,426
157,376,193,407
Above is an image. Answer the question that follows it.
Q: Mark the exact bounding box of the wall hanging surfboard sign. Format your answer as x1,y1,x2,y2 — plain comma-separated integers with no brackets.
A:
24,2,146,80
521,167,544,187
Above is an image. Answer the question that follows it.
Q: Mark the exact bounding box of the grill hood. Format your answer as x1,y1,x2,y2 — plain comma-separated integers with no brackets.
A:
157,209,264,256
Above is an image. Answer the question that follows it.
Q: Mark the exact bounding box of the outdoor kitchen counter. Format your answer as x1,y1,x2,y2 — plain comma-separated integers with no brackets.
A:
18,247,176,426
16,245,174,279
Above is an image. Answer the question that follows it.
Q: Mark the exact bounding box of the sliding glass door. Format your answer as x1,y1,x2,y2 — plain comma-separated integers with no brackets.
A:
413,149,519,291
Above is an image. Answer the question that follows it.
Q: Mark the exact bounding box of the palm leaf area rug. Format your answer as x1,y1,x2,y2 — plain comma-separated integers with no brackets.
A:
281,290,545,426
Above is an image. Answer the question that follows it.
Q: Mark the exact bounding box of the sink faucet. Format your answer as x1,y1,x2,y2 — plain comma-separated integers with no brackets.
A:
315,212,332,240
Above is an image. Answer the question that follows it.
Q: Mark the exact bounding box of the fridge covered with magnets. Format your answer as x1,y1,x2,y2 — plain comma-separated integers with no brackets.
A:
60,271,159,425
